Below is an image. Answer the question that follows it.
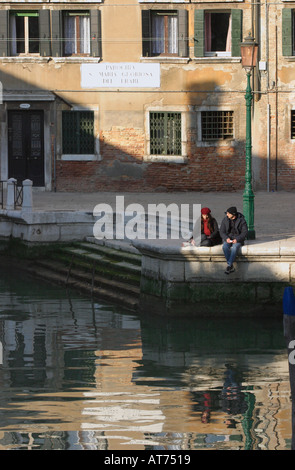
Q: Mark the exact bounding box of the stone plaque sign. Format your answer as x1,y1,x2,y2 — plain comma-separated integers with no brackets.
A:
81,63,160,88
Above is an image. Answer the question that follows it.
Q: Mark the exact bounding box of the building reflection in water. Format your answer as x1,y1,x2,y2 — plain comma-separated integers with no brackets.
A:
0,269,292,450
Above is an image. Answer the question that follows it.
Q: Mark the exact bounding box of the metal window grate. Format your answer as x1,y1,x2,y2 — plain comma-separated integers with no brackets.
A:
201,111,234,141
150,112,182,156
292,110,295,139
62,111,94,154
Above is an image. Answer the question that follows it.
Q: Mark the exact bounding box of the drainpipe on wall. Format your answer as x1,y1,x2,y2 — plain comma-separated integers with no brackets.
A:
267,103,270,192
275,24,278,191
265,0,270,191
253,0,261,102
53,99,57,192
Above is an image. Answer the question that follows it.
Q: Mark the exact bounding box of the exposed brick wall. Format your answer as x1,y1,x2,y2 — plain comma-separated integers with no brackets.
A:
56,127,246,192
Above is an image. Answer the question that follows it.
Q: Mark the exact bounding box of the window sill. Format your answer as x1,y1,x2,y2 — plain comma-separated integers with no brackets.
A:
197,140,235,148
283,56,295,61
140,56,190,64
53,57,101,64
144,155,188,163
0,56,101,64
61,154,101,162
193,57,241,64
0,56,50,63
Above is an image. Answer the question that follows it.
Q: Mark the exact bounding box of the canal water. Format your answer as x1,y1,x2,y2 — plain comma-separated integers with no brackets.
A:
0,266,292,451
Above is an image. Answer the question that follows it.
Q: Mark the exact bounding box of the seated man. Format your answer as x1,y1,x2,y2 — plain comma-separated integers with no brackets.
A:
219,206,248,274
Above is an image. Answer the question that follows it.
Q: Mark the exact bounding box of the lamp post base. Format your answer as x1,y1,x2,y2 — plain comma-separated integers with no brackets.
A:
246,229,256,240
243,191,255,240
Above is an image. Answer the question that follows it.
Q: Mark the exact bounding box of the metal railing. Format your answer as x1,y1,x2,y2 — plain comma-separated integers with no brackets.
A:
0,181,4,209
14,181,23,209
3,178,33,211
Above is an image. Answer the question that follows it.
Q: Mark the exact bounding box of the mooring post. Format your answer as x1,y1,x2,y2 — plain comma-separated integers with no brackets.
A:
283,286,295,450
22,179,33,212
6,178,16,210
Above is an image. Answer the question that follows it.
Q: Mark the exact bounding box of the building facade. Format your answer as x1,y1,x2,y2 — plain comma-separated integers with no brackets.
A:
0,0,294,192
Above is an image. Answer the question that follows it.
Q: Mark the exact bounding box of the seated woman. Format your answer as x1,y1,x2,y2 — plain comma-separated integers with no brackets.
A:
200,207,221,246
182,207,221,247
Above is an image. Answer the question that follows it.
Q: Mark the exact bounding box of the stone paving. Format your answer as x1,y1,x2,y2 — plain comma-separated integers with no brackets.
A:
32,189,295,245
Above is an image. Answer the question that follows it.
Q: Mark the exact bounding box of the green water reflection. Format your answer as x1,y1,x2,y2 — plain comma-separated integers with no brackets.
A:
0,267,291,450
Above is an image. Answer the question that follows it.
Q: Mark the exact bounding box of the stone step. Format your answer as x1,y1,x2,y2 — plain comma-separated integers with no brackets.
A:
54,246,141,286
26,262,139,311
36,259,140,297
85,236,140,256
78,240,142,266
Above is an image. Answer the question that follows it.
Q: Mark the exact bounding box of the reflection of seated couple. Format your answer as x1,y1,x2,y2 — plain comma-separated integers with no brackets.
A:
183,206,248,275
199,365,248,428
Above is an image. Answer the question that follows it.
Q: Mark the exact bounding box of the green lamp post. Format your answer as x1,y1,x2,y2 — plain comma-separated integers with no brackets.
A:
240,34,258,240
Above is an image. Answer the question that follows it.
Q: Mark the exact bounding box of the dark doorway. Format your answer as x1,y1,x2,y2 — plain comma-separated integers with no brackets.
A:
8,110,44,186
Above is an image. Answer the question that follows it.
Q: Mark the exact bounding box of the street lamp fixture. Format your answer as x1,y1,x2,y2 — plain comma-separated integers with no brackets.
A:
241,34,258,240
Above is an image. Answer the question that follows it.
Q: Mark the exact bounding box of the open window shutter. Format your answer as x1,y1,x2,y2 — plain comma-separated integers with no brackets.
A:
282,9,293,56
39,10,51,57
90,10,101,57
194,10,204,57
51,10,62,57
178,9,188,57
0,10,9,56
142,10,151,57
231,9,242,57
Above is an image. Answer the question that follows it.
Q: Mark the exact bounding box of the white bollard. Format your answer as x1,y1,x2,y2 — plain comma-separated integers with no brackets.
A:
6,178,16,210
22,179,33,212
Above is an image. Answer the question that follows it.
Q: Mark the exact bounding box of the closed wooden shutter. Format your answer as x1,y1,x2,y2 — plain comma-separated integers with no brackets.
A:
0,10,9,56
90,9,101,57
39,10,51,57
51,10,62,57
178,9,188,57
282,9,293,56
231,9,243,57
194,10,204,57
142,10,151,57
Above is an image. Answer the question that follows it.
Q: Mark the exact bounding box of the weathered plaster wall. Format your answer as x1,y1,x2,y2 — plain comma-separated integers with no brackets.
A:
0,0,294,191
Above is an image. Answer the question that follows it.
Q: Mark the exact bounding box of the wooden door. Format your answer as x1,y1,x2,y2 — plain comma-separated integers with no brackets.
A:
8,110,44,186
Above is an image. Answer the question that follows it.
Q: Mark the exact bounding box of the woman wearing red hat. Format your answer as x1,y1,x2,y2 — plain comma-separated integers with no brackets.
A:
183,207,221,246
200,207,221,247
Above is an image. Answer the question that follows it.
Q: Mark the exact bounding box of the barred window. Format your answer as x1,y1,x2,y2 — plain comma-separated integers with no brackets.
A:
62,111,94,154
292,110,295,139
150,112,182,156
201,111,234,141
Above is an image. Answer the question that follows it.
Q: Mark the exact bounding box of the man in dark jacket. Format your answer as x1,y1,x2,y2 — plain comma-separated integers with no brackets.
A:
219,206,248,274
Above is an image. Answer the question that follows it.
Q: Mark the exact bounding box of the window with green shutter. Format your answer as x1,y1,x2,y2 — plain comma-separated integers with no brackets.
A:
194,9,242,58
150,112,182,156
0,11,9,56
282,9,293,56
52,10,101,58
63,11,90,56
10,11,40,55
62,111,94,155
142,10,188,58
